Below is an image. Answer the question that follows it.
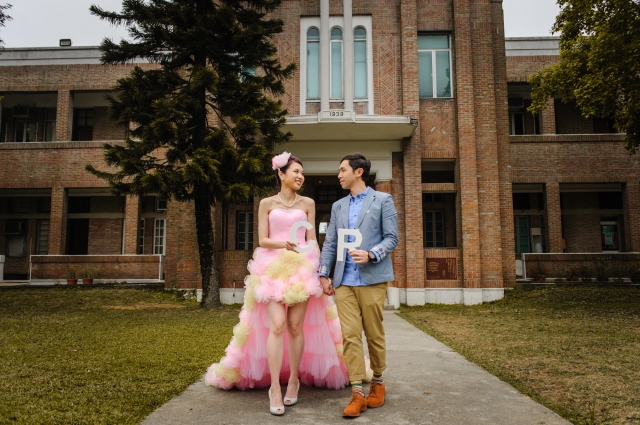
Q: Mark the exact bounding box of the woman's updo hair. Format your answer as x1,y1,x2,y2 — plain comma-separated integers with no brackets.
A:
276,155,303,183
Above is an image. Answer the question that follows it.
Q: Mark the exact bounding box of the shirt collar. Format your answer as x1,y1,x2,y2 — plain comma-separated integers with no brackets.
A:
350,186,370,202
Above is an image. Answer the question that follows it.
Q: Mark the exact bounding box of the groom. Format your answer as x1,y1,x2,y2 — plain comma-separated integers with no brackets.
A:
319,153,398,418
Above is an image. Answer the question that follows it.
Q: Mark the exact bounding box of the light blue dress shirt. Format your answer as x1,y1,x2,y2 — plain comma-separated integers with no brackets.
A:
341,187,380,287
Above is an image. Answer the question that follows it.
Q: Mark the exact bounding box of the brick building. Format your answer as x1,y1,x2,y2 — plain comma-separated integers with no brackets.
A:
1,0,638,304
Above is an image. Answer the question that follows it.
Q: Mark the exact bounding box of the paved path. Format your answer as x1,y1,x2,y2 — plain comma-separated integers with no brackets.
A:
142,311,570,425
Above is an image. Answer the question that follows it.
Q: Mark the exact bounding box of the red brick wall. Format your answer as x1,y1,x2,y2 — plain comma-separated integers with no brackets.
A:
30,255,161,280
510,137,638,184
87,219,123,255
92,107,126,141
0,63,158,91
554,100,594,135
0,143,120,188
523,253,640,278
506,55,558,83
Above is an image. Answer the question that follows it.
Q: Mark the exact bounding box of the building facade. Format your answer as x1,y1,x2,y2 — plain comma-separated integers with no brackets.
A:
1,0,638,303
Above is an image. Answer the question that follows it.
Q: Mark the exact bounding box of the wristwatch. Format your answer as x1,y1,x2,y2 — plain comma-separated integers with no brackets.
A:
368,251,376,262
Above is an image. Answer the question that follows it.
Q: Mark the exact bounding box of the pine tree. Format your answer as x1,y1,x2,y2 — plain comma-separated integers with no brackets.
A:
0,4,12,48
87,0,294,308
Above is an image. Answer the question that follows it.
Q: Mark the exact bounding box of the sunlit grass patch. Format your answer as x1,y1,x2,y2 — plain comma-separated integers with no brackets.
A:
399,287,640,425
0,287,239,425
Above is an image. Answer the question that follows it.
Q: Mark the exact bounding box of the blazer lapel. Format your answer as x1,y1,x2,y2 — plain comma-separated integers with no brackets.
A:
355,189,376,228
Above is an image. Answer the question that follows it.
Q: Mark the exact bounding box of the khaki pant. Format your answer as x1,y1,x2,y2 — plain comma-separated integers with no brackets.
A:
335,282,387,382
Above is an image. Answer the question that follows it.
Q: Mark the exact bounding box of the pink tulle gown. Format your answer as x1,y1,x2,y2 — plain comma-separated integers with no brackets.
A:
204,208,349,390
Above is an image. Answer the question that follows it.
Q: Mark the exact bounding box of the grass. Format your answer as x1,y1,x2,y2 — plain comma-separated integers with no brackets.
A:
0,287,240,425
399,286,640,425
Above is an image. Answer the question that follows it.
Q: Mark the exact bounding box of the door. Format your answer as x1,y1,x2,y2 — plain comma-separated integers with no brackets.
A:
67,219,89,255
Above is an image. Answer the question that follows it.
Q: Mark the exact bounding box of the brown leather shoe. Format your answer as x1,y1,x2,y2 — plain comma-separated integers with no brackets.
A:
342,392,367,417
367,382,386,408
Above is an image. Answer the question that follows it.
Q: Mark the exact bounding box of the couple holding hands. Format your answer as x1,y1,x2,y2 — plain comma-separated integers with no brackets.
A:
205,152,398,418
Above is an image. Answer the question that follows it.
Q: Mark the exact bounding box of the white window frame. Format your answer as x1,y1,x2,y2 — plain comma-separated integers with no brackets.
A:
300,16,373,114
36,219,50,255
14,121,38,143
353,26,368,100
154,218,166,255
236,211,254,251
418,34,454,99
138,218,145,254
330,26,344,100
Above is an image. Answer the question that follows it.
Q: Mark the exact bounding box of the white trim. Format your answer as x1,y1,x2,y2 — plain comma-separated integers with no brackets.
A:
399,288,505,305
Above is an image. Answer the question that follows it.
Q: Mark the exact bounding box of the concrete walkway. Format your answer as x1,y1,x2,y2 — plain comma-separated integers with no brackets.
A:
142,311,570,425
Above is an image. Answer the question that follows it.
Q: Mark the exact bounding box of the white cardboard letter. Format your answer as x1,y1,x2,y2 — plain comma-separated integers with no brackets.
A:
337,229,363,261
289,221,317,253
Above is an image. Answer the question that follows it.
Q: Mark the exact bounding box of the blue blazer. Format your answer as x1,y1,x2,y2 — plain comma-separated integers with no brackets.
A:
319,188,399,288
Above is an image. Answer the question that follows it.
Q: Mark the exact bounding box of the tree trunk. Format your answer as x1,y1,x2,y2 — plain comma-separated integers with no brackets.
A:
195,195,221,308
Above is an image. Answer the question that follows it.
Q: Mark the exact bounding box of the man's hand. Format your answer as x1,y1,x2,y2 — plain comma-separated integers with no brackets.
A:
349,249,370,264
320,276,334,296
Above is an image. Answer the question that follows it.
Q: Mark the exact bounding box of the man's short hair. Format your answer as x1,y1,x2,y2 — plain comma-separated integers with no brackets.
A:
341,152,371,181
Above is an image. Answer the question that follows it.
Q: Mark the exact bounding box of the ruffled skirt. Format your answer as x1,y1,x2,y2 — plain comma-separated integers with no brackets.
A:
204,248,349,390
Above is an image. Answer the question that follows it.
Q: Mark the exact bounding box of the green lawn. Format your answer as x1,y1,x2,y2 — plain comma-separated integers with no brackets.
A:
0,287,239,425
399,286,640,425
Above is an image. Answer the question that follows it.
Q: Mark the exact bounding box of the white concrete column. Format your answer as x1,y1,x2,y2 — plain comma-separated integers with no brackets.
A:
320,0,330,111
343,0,354,112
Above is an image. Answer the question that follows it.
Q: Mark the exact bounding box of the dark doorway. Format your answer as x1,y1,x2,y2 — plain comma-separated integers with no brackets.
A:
67,219,89,255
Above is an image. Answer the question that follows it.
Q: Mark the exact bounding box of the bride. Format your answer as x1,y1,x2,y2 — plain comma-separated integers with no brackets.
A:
205,152,348,415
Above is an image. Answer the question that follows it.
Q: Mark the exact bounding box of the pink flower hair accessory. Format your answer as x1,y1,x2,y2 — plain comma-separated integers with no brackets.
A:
272,151,292,170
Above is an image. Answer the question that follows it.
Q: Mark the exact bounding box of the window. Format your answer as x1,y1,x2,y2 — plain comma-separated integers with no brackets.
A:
43,108,56,141
73,109,94,141
418,34,452,98
315,186,346,203
236,211,254,250
9,198,30,214
515,216,530,254
14,121,37,143
423,193,444,203
5,220,27,257
36,220,49,255
424,211,445,247
138,219,145,254
330,27,343,99
598,192,623,209
154,219,166,255
307,28,320,100
354,27,368,99
601,219,620,251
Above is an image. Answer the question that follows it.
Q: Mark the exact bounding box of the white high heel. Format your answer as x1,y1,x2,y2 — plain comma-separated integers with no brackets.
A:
284,380,300,406
268,387,285,416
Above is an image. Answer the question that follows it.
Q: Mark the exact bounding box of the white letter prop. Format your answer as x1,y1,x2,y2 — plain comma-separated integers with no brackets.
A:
337,228,363,261
289,221,317,253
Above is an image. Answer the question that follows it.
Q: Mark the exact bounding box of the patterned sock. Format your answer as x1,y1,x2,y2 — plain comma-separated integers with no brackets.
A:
351,381,364,397
372,372,384,384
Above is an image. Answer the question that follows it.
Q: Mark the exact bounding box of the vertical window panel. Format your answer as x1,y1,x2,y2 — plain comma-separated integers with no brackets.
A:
307,28,320,100
354,27,367,99
236,211,254,250
154,218,166,255
418,51,434,98
435,51,451,97
330,28,343,99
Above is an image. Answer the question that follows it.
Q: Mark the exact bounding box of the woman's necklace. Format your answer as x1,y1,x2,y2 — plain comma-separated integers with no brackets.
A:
277,192,297,208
